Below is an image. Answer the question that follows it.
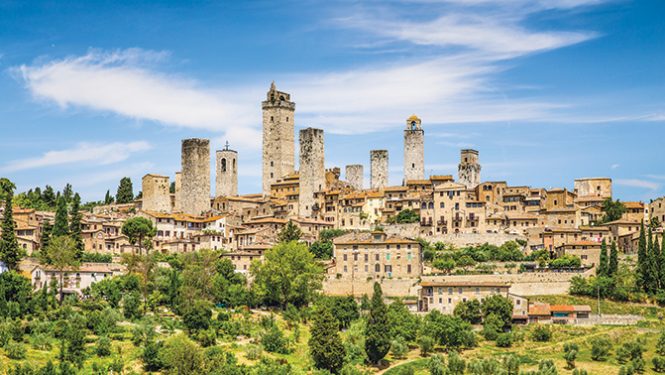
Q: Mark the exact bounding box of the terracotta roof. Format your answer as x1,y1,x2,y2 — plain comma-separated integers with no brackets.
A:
623,201,644,209
550,305,576,312
406,180,432,185
528,303,551,316
559,241,601,247
430,175,454,181
384,186,408,192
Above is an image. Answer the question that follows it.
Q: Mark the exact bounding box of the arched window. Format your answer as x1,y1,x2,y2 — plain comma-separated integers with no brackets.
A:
221,158,227,172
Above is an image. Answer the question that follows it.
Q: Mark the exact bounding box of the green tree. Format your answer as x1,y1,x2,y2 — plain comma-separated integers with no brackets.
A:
182,299,212,333
104,190,114,205
310,240,334,259
387,299,420,342
40,220,53,263
590,336,612,361
422,310,475,349
657,330,665,356
448,351,466,375
42,185,56,207
609,240,619,276
309,305,346,374
428,354,446,375
601,198,626,223
121,216,156,255
564,343,579,369
637,221,647,292
598,239,608,276
0,178,23,270
46,236,79,303
251,241,323,308
454,299,482,325
365,282,390,364
159,333,204,375
69,193,84,260
481,295,513,330
115,177,134,204
277,220,303,243
52,196,69,237
395,209,419,224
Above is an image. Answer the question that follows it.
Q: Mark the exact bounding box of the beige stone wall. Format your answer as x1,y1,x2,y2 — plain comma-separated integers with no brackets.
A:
382,224,526,247
215,148,238,197
370,150,388,190
174,172,181,212
298,128,325,218
345,164,364,190
142,174,171,213
458,149,480,189
334,242,422,279
404,116,424,181
181,138,211,216
649,197,665,224
574,178,612,199
262,84,295,195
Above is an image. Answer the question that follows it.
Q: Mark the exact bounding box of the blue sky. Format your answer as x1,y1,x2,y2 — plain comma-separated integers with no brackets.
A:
0,0,663,202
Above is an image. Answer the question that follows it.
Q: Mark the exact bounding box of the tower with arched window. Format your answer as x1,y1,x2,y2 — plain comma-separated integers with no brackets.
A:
262,82,295,195
404,114,425,182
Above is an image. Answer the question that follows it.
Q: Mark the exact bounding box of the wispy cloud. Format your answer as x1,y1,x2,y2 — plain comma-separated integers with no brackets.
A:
1,141,151,172
615,178,660,191
611,163,620,169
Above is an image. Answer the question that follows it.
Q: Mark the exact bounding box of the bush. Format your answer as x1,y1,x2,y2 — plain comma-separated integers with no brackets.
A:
590,336,612,361
530,325,552,342
182,300,212,333
261,325,290,354
390,336,408,359
245,344,262,360
496,333,512,348
122,291,141,319
31,333,52,351
417,335,434,357
96,336,112,357
6,341,26,360
428,354,446,375
653,356,665,373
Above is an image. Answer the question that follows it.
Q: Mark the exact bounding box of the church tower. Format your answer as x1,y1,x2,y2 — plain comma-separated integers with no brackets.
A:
215,141,238,197
404,114,425,182
262,82,295,195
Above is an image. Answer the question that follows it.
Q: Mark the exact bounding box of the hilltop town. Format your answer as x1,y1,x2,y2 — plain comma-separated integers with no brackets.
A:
2,83,665,374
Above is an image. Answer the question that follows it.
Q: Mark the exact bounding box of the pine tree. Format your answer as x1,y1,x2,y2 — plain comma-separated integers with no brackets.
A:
0,178,23,270
598,239,608,276
40,220,53,263
104,190,114,205
309,305,346,374
609,240,619,276
52,197,69,237
115,177,134,204
365,282,390,364
278,220,303,243
42,185,56,207
637,221,647,292
69,193,84,260
62,183,73,204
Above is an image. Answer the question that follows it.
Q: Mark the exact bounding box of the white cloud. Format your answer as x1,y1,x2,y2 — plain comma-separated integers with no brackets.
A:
1,141,152,172
615,179,660,191
610,163,620,169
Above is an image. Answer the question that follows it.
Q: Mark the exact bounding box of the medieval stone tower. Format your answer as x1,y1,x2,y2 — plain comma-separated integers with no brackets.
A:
458,149,481,189
262,82,295,195
404,115,424,182
181,138,211,216
298,127,325,218
215,141,238,197
141,174,171,212
370,150,389,190
345,164,364,190
173,171,181,212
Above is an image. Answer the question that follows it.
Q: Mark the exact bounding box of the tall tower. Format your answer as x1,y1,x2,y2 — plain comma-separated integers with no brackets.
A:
345,164,364,190
215,141,238,197
141,174,171,212
370,150,389,190
458,149,481,189
173,171,181,212
181,138,211,216
404,114,424,182
262,82,295,195
298,128,325,218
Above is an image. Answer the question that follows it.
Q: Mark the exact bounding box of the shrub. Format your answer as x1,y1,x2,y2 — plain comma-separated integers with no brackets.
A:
390,336,408,359
530,325,552,342
31,333,52,351
96,336,112,357
417,335,435,357
182,300,212,333
428,354,446,375
448,351,466,375
496,333,512,348
245,344,262,360
653,356,665,373
261,325,290,354
590,336,612,361
6,341,26,360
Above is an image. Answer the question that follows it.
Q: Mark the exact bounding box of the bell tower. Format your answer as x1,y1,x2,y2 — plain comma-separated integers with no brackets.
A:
404,114,425,182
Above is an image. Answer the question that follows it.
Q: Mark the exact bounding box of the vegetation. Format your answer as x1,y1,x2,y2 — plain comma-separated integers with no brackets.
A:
115,177,134,204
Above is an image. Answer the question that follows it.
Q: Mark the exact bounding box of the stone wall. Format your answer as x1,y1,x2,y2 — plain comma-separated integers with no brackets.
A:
262,84,295,195
141,174,171,212
370,150,388,190
174,172,181,212
383,223,525,247
215,148,238,197
574,178,612,199
299,128,325,218
458,149,481,189
181,138,210,216
345,164,364,190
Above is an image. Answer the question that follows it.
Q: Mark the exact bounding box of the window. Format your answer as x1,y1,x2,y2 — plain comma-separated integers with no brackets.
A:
375,264,380,272
448,288,453,294
343,254,347,261
386,253,391,260
343,265,348,272
407,265,412,273
221,158,227,172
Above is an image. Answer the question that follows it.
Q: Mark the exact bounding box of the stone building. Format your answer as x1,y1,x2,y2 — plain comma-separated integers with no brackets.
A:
181,138,211,216
215,141,238,197
574,177,612,206
649,197,665,225
458,149,481,189
345,164,364,190
262,82,295,195
404,115,425,182
418,281,527,317
141,174,171,213
370,150,389,190
174,172,182,212
298,128,325,218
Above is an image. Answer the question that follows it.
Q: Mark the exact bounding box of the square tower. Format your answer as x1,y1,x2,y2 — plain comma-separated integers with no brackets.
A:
370,150,389,190
216,141,238,198
262,82,296,195
298,128,325,218
458,149,481,189
404,114,425,182
181,138,211,216
141,174,171,213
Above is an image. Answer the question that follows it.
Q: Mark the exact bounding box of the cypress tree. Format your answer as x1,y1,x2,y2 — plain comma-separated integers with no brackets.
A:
69,193,84,260
104,190,113,205
52,197,69,237
0,179,23,270
647,227,657,294
309,305,346,374
365,282,390,364
598,239,608,277
115,177,134,204
608,240,619,276
637,221,647,292
655,236,662,290
661,235,665,290
40,220,53,263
